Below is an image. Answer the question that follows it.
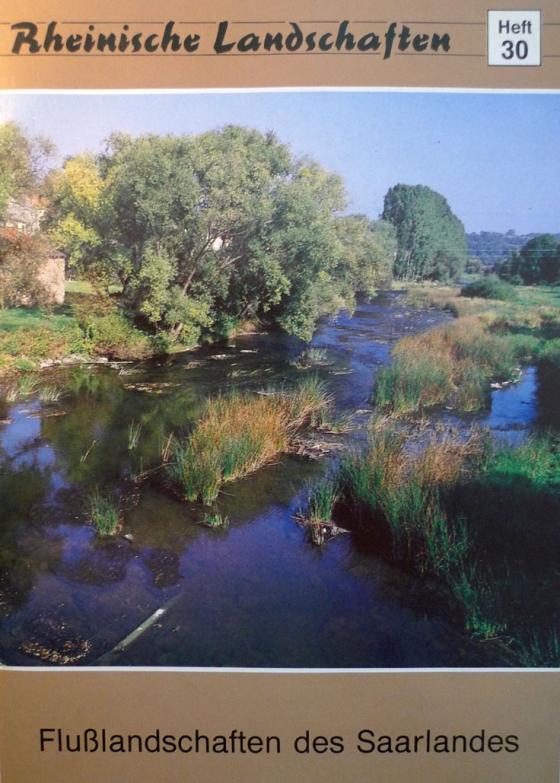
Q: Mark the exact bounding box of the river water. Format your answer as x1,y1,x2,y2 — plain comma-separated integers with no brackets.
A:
0,292,545,667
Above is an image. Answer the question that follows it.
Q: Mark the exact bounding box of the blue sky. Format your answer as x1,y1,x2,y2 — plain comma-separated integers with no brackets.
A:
2,90,559,234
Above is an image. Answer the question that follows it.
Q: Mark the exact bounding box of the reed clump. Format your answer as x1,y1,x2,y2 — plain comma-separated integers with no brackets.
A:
168,377,330,503
88,490,121,537
199,512,230,530
338,424,477,575
291,347,329,369
374,315,519,415
304,476,341,526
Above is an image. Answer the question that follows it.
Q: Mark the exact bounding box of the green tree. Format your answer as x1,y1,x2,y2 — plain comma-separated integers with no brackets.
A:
49,126,397,345
498,250,523,284
333,215,395,300
47,154,105,272
382,184,468,282
519,234,560,285
0,122,54,217
98,128,296,342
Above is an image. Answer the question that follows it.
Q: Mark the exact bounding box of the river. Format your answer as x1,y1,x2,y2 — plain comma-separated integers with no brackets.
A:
0,292,546,667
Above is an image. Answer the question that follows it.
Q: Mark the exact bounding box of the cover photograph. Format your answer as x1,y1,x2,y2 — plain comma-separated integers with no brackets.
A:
0,2,558,782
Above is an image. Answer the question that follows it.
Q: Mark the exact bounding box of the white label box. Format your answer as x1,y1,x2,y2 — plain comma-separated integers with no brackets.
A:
488,10,542,66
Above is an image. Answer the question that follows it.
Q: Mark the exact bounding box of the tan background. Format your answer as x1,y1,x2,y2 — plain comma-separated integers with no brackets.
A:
0,0,558,88
0,669,559,782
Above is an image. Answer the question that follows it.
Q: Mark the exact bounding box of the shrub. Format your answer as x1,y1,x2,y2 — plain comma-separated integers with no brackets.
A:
72,294,151,359
461,275,516,301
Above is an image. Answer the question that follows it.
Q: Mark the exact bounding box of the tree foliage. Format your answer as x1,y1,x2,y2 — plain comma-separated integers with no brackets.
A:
382,184,468,282
498,234,560,285
48,126,394,344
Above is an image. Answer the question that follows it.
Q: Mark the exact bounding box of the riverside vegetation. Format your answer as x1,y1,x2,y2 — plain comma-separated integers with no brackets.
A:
1,119,559,667
295,282,560,664
299,421,560,665
375,282,560,416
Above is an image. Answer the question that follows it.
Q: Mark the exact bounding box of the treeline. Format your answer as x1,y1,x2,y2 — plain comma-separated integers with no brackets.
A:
497,234,560,285
466,230,559,267
1,120,507,348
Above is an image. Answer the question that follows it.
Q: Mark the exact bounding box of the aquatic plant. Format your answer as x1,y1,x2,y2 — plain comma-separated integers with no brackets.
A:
199,512,230,530
168,378,330,504
513,631,560,668
314,409,352,433
127,420,143,451
38,386,63,404
451,567,506,640
303,476,341,526
160,432,175,463
292,347,329,369
297,475,348,546
16,373,40,397
88,490,121,536
338,425,472,574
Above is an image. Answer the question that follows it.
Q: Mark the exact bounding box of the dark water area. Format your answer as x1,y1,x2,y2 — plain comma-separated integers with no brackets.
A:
0,292,552,668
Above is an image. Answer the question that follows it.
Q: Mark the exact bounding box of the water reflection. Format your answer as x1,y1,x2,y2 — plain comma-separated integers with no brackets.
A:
0,292,547,667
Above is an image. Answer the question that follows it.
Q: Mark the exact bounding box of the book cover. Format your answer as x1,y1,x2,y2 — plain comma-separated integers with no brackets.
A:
0,1,558,781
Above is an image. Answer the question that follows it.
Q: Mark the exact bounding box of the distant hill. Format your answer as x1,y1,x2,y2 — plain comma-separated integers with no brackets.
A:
467,231,560,267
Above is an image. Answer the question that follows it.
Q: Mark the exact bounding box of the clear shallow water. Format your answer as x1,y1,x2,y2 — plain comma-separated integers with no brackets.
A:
0,292,549,667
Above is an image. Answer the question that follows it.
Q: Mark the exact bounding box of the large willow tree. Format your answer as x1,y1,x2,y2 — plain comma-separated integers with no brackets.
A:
48,126,395,343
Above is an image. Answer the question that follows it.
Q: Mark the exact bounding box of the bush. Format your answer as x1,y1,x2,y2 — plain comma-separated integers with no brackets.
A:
460,275,516,301
73,296,151,359
0,228,52,308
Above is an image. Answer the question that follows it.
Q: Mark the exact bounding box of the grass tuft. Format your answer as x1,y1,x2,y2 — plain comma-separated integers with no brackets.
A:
127,420,143,451
292,347,329,369
168,377,331,504
38,386,63,404
88,490,121,537
374,316,519,415
199,512,230,530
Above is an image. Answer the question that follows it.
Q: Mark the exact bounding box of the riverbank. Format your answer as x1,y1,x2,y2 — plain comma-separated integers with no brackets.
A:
0,281,278,381
0,283,153,377
295,281,560,665
375,283,560,416
300,419,560,666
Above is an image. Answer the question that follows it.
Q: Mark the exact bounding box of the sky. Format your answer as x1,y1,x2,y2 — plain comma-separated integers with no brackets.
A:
2,90,559,234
